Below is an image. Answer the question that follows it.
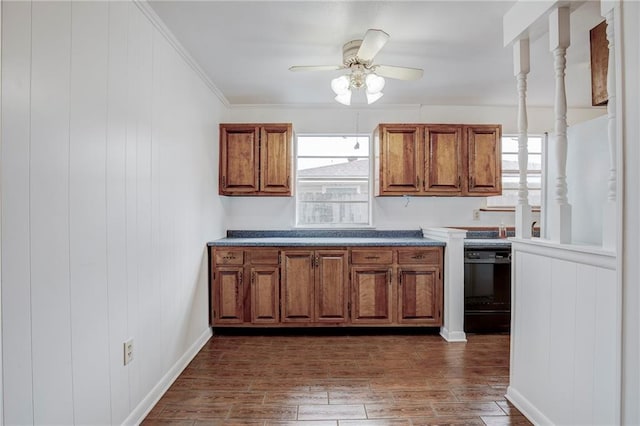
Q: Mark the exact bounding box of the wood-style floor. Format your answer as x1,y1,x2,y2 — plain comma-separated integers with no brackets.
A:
143,330,531,425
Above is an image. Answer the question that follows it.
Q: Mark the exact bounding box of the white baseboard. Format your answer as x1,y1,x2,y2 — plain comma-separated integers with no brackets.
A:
123,327,213,425
506,385,554,425
439,327,467,342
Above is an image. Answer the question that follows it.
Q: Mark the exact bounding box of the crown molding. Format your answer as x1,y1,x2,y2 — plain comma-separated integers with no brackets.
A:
132,0,230,108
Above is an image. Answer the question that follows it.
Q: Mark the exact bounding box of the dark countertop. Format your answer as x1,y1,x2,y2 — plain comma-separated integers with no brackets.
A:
464,238,512,249
463,229,512,249
208,229,445,247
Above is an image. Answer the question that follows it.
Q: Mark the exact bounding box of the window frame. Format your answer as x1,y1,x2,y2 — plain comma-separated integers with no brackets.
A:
294,133,373,228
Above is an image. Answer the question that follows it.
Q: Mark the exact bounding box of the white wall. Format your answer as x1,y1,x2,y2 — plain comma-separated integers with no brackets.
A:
620,1,640,423
1,1,224,424
222,105,600,230
566,115,609,245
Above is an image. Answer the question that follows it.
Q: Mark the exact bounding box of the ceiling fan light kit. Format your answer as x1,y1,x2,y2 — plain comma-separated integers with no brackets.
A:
290,29,423,106
331,69,385,106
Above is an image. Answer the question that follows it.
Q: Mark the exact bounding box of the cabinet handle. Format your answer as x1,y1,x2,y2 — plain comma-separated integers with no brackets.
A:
310,254,314,268
469,176,474,188
388,268,392,285
411,254,425,260
315,256,319,268
238,271,243,284
222,176,226,188
251,272,255,285
457,176,461,188
365,256,380,260
417,175,420,189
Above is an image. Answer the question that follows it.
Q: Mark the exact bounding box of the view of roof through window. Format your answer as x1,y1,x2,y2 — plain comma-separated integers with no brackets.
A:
296,135,371,226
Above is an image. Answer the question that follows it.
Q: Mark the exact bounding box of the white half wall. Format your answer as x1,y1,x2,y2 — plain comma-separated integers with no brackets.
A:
1,1,224,424
508,239,618,425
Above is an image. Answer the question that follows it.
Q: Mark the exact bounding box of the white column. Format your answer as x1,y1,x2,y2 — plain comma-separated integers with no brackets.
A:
548,7,572,244
422,227,467,342
514,38,531,239
602,7,616,252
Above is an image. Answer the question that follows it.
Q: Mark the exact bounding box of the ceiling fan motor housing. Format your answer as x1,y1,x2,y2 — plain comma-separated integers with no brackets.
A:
343,40,369,66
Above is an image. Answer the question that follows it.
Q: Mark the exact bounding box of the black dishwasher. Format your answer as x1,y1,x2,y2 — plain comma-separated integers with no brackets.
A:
464,248,511,333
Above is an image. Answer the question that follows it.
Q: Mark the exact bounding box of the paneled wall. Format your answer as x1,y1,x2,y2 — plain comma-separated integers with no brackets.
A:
1,1,224,424
508,240,618,425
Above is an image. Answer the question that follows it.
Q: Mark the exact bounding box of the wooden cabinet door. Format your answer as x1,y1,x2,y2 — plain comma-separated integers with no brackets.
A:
315,250,348,323
214,266,245,324
465,125,502,195
379,125,423,194
260,125,291,194
397,267,442,325
424,125,463,194
250,266,280,324
351,266,393,324
281,250,315,323
219,125,260,194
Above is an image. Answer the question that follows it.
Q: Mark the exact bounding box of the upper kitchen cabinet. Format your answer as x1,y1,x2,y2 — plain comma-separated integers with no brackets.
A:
378,124,423,194
465,125,502,195
424,125,464,194
375,123,502,197
219,123,292,196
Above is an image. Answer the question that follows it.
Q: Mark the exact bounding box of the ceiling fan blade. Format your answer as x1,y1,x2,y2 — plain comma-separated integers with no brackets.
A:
289,65,344,72
356,29,390,63
374,65,424,80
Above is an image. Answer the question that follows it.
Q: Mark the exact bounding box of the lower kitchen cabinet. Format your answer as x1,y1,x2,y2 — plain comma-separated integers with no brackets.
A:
397,267,442,325
210,245,443,327
281,250,315,322
248,248,280,324
250,265,279,323
281,250,349,323
350,266,393,324
214,266,245,324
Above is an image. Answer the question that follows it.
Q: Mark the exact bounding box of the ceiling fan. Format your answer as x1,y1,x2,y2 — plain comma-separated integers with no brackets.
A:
289,29,424,105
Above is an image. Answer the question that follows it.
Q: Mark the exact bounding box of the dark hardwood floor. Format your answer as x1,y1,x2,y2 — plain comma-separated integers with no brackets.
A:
142,330,531,425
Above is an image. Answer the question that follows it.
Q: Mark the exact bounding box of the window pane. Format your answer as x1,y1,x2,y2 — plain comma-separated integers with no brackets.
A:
501,136,543,154
502,137,519,153
297,136,369,157
296,135,371,226
298,181,369,202
491,135,543,207
297,202,369,225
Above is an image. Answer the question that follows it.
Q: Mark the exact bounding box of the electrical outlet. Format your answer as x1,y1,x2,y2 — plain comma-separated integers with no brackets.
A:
473,209,480,221
124,339,134,365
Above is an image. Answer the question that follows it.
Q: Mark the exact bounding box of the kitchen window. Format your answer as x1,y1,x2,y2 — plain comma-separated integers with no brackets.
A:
486,135,543,208
296,135,371,227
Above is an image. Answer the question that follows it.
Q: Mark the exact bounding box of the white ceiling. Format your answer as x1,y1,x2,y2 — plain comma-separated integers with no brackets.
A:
148,0,604,108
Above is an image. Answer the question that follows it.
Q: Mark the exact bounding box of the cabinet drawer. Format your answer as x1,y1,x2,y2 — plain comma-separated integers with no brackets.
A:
214,250,244,265
397,248,441,265
351,249,393,265
248,249,279,265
